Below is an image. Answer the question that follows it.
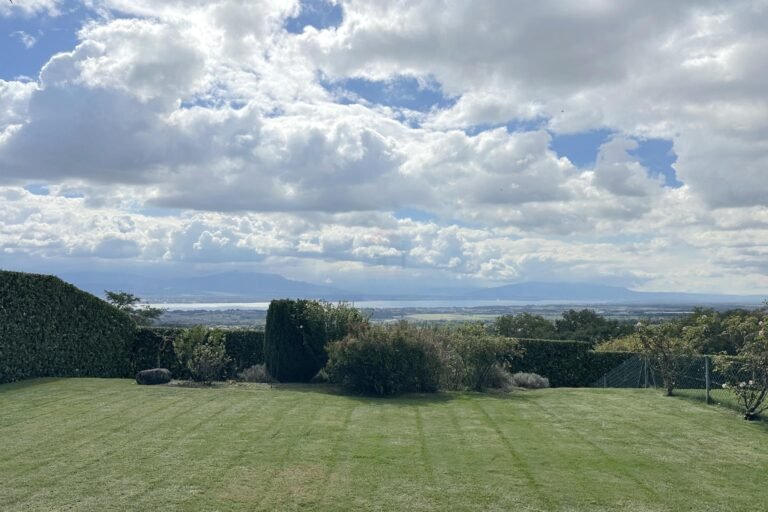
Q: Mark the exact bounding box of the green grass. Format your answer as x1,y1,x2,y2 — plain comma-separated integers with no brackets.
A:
2,379,768,511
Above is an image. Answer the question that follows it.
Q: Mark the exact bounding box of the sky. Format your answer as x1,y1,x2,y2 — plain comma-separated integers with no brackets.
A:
0,0,767,295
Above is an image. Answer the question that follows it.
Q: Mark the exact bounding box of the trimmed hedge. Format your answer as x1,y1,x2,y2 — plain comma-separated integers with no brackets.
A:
131,327,186,377
0,270,136,384
509,338,633,387
224,329,265,378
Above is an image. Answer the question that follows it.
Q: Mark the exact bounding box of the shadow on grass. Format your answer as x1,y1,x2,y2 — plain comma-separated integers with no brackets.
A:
264,382,551,406
673,388,768,426
0,377,72,393
267,382,458,405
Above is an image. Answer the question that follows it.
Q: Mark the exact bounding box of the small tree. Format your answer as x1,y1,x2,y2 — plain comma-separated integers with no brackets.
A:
716,313,768,420
105,290,164,326
173,326,230,384
636,321,692,396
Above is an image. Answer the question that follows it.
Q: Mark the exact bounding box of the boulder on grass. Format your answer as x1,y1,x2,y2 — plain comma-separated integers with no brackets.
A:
136,368,172,385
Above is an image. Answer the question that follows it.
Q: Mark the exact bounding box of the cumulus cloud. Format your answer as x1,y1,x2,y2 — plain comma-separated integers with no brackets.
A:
0,0,766,293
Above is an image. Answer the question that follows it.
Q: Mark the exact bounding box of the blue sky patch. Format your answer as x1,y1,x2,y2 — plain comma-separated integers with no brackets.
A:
25,184,50,196
629,137,682,188
324,76,456,112
393,208,439,223
549,129,614,168
464,118,546,136
0,1,86,80
285,0,343,34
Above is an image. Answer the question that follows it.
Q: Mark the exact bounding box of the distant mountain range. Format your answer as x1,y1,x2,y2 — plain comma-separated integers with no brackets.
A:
59,271,349,302
467,281,763,304
55,271,765,305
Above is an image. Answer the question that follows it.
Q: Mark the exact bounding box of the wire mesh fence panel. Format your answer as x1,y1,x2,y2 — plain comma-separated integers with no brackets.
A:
590,353,762,418
589,355,648,388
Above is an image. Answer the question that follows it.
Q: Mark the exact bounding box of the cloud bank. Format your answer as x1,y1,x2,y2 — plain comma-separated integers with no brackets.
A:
1,0,767,294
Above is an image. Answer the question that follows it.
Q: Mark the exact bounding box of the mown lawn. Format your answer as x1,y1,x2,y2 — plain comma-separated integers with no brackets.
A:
2,379,767,511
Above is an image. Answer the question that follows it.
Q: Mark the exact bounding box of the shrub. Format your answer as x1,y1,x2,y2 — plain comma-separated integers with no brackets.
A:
135,368,172,385
445,324,520,391
237,364,274,383
484,364,514,390
510,372,550,389
173,326,231,384
326,323,444,396
0,270,136,384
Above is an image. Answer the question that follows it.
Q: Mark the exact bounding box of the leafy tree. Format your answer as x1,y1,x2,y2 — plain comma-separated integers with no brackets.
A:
493,313,557,340
636,321,692,396
105,290,163,326
678,308,757,355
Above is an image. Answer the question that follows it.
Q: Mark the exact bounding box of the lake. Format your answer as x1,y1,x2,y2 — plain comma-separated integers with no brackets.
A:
147,299,605,311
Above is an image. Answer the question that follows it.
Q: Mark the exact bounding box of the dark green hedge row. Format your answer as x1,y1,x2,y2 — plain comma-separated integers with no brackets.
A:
130,327,186,376
0,270,137,384
224,329,265,376
509,339,633,387
132,327,264,379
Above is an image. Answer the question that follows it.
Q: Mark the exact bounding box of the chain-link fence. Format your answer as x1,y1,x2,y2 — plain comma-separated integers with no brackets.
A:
590,354,759,415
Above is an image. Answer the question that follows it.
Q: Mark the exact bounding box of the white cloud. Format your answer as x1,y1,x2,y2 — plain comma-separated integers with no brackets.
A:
0,0,767,294
0,0,60,17
11,31,38,48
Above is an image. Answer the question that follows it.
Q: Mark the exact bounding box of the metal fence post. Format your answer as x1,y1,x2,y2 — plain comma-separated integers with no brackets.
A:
705,356,711,404
643,357,649,388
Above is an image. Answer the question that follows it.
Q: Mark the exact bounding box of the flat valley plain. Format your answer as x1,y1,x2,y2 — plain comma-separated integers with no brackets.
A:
155,302,717,327
2,379,768,511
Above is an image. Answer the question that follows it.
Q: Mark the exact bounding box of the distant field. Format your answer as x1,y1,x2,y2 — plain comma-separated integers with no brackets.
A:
2,380,768,511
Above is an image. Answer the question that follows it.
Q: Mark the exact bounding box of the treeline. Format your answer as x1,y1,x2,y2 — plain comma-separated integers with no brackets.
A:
595,306,766,355
492,309,636,345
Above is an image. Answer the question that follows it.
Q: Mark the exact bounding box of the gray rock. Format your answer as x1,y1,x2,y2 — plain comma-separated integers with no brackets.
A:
136,368,172,385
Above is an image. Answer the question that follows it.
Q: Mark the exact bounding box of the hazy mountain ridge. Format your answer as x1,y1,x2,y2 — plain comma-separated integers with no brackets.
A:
59,271,350,302
57,272,765,305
